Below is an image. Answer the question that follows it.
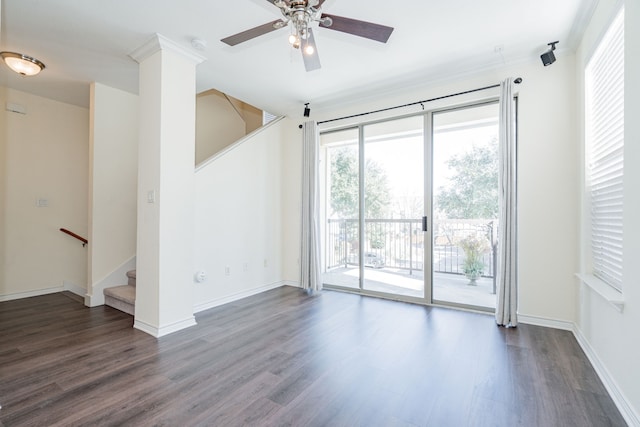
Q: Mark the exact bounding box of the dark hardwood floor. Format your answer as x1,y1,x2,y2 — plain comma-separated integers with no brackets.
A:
0,287,626,426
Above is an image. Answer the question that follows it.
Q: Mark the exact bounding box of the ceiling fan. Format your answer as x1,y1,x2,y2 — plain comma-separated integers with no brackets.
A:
220,0,394,72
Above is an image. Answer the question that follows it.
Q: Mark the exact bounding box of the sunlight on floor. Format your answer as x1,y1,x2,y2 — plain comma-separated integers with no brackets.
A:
323,267,496,309
345,268,423,291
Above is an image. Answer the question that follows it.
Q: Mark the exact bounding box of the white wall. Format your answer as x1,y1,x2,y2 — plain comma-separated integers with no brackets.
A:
241,102,263,136
516,58,579,323
282,59,580,324
195,90,249,165
281,122,303,285
0,87,6,295
87,83,138,305
193,118,288,311
0,87,89,298
576,0,640,424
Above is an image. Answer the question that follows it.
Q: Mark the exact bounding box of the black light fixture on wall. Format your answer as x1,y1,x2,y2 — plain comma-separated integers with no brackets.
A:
541,41,559,66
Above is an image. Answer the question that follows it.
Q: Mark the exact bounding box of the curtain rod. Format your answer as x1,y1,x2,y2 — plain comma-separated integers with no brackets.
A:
314,77,522,126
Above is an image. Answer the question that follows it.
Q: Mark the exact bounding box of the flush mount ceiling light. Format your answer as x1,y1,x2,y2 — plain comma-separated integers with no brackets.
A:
0,51,46,76
221,0,394,72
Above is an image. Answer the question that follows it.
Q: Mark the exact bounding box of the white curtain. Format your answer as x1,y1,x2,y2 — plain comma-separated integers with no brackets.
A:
496,78,518,327
300,121,322,293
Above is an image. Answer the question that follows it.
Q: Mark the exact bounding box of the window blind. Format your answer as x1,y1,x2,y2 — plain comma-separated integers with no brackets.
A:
585,6,624,291
263,111,278,125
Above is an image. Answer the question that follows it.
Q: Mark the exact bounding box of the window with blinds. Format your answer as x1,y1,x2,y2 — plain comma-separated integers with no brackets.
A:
585,6,624,291
263,111,278,125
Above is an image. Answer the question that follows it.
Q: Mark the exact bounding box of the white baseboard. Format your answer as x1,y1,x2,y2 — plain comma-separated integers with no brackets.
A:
0,285,63,302
134,316,197,338
518,313,574,331
1,281,86,302
86,255,136,307
573,326,640,427
520,313,639,426
282,280,301,288
63,281,87,298
193,281,287,314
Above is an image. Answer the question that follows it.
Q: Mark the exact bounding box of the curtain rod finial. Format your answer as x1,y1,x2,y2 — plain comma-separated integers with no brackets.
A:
514,77,523,84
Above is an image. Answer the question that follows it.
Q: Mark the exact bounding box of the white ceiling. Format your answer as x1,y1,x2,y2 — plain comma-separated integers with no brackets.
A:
0,0,597,116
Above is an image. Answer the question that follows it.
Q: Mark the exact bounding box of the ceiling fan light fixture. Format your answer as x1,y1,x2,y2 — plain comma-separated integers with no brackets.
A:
289,33,301,47
0,51,46,76
220,0,395,72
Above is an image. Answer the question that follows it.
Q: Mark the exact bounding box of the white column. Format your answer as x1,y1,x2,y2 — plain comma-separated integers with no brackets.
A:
129,34,204,337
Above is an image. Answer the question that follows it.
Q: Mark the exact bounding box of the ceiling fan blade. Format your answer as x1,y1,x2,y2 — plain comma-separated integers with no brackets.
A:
320,14,394,43
302,28,321,72
221,20,283,46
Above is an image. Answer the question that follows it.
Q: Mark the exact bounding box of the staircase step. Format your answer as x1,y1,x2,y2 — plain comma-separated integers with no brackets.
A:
126,270,136,287
104,285,135,316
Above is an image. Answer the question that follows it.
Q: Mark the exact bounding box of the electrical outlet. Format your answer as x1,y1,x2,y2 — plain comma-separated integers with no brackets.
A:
225,266,230,276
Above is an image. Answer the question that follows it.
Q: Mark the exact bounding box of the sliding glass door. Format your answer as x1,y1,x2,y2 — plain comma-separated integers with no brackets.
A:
321,101,500,311
431,103,499,309
320,115,429,302
321,128,361,290
361,116,425,298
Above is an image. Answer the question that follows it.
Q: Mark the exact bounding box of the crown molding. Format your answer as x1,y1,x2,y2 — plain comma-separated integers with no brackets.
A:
129,33,205,65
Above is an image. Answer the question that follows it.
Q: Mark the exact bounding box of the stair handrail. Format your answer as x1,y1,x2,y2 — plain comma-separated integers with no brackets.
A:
60,228,88,247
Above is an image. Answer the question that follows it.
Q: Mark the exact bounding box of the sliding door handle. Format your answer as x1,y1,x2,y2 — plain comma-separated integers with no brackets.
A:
422,216,428,232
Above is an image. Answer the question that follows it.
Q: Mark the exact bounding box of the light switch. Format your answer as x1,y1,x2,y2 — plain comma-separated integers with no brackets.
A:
147,190,155,204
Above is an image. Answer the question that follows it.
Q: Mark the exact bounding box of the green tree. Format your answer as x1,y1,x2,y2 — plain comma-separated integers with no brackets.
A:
436,141,498,219
330,147,390,219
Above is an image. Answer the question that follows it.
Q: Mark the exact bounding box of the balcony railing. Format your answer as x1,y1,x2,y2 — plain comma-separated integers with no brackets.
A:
325,218,497,279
